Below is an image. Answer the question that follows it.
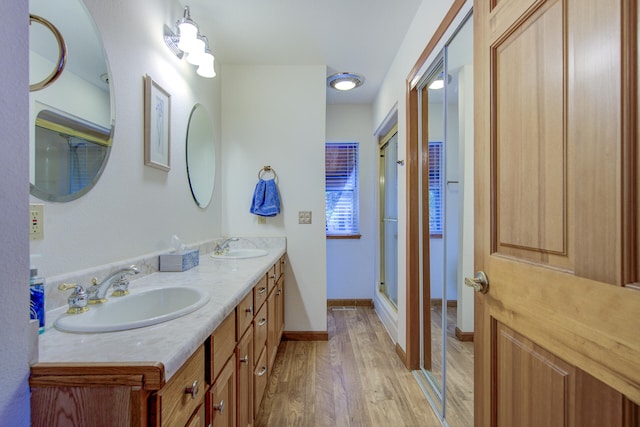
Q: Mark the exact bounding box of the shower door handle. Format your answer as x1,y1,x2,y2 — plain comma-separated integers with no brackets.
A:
464,271,489,294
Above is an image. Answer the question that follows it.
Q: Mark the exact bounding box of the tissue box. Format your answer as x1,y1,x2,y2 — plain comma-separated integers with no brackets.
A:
159,249,199,272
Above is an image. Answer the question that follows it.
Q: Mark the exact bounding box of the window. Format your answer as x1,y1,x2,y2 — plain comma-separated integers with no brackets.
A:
325,142,360,237
428,141,443,236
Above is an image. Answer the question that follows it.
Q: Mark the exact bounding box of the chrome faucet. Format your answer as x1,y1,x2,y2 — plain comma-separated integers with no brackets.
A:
214,237,239,255
87,265,139,304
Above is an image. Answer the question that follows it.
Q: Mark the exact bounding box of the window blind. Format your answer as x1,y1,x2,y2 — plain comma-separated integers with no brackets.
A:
325,142,360,235
428,142,443,235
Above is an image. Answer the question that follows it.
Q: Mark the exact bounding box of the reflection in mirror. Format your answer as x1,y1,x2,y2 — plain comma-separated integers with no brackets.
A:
186,104,216,208
30,0,113,202
427,60,446,394
414,12,475,425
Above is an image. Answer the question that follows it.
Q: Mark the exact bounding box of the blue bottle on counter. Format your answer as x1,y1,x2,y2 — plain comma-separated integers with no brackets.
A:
30,268,45,334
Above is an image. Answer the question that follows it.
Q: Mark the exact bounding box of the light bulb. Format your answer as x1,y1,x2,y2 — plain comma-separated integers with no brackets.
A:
186,37,205,65
197,52,216,78
177,21,198,53
429,79,444,90
334,80,357,91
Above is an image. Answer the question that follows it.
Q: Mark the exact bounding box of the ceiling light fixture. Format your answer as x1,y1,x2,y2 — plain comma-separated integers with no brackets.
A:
164,6,216,79
327,72,365,91
428,72,452,90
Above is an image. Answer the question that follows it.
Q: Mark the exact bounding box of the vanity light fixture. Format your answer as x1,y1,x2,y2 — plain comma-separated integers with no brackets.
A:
163,6,216,79
327,72,365,91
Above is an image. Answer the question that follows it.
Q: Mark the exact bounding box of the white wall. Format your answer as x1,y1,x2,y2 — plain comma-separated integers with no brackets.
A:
0,1,31,424
326,104,376,300
29,0,222,278
220,64,328,332
372,0,472,350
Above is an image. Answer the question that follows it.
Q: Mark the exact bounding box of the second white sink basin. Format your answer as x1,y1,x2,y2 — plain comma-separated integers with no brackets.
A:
211,248,268,259
54,286,210,333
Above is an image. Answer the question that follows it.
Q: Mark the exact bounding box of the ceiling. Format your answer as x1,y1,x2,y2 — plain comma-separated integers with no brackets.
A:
186,0,423,104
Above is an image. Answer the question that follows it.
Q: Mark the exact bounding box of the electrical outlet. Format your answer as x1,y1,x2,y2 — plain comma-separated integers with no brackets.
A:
258,216,266,224
298,211,312,224
30,204,44,240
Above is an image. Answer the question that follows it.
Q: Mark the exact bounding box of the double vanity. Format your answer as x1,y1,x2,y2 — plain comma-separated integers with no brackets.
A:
30,239,286,427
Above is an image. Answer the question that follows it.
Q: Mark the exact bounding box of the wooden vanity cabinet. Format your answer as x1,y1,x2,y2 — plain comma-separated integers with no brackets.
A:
30,253,286,427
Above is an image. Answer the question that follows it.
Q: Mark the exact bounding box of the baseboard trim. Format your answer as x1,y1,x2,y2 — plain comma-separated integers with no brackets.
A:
283,331,329,341
395,343,408,367
327,299,373,307
455,327,474,342
430,299,458,307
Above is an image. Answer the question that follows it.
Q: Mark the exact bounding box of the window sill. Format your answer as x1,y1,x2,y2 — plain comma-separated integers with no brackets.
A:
327,234,361,240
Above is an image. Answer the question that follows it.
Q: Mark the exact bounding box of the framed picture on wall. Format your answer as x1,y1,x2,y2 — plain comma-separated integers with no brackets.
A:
144,74,171,171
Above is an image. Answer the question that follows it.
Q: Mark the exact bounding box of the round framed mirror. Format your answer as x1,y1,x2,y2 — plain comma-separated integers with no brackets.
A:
186,104,216,208
29,0,113,202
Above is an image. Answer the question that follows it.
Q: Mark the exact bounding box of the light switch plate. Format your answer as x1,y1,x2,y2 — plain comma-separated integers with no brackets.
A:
298,211,312,224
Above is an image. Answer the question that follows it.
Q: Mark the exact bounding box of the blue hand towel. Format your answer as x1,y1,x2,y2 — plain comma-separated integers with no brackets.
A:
250,178,281,217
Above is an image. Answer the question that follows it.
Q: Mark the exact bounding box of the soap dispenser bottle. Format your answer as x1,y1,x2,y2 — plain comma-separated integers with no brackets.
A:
30,267,45,334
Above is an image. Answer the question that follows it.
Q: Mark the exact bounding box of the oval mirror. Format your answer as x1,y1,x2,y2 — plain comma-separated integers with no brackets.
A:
186,104,216,208
29,0,113,202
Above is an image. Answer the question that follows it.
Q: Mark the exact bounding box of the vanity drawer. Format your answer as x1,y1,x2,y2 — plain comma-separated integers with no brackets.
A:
209,311,236,383
155,345,205,427
276,256,284,281
254,275,268,310
236,290,254,338
254,347,268,415
253,303,268,362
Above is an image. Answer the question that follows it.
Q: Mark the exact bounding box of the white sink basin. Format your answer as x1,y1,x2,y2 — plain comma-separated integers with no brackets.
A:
211,248,268,259
54,287,210,333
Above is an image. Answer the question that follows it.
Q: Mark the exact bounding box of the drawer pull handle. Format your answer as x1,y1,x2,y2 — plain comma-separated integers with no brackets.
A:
257,366,267,377
258,287,267,295
245,305,254,315
240,354,249,364
213,399,225,414
258,318,267,326
184,380,199,399
277,289,282,296
270,275,276,280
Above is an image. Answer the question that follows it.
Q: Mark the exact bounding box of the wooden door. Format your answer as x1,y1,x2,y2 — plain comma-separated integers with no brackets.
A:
474,0,640,426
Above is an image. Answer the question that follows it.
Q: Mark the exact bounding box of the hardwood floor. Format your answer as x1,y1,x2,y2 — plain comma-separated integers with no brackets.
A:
255,307,443,427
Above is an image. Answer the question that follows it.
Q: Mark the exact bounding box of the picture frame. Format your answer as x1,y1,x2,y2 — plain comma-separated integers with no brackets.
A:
144,75,171,171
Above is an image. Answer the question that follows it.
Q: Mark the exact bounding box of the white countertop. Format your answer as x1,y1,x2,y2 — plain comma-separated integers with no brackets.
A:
36,239,286,381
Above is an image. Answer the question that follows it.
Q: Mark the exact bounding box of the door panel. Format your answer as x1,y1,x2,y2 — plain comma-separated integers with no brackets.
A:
474,0,640,425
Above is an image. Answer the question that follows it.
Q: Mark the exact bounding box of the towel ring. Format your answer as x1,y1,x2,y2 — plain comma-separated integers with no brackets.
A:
258,165,278,182
30,14,67,92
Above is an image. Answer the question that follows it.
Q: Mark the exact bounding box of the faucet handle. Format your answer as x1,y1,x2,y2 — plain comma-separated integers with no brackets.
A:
58,282,77,292
58,283,89,315
111,277,130,297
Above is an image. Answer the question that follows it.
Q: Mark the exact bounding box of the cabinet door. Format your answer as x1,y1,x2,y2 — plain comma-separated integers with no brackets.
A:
236,326,254,427
267,288,277,371
276,279,284,344
208,357,236,427
186,403,206,427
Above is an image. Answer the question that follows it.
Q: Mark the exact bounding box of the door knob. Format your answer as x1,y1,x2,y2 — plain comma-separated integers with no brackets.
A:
464,271,489,294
